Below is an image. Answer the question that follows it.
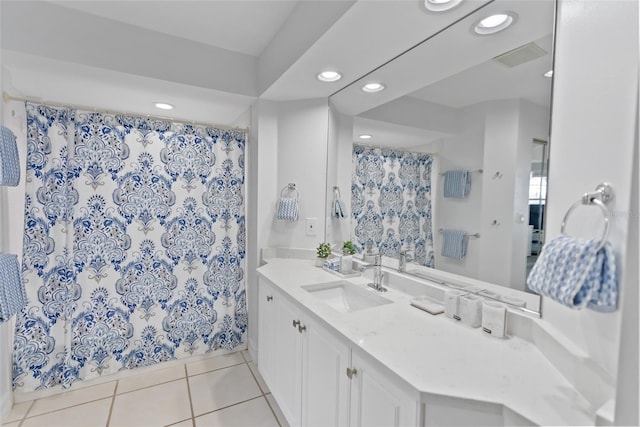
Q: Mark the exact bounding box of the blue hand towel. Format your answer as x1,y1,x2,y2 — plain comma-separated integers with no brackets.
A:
0,125,20,186
332,197,346,219
441,229,468,260
0,254,26,322
443,170,470,198
526,235,617,311
276,197,299,221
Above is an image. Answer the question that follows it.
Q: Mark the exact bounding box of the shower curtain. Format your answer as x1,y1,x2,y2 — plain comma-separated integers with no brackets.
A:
13,103,247,393
351,145,435,267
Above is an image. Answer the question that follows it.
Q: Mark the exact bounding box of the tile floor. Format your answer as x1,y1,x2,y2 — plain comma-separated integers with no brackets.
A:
3,350,289,427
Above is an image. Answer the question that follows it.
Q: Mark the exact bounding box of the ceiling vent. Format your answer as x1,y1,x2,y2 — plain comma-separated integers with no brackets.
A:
492,42,548,68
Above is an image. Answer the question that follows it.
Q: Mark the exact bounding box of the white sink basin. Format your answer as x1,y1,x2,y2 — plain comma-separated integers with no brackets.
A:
302,281,393,313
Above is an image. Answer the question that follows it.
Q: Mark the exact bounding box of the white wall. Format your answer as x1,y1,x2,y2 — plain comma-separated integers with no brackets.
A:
436,104,485,277
0,67,30,422
326,109,355,246
477,99,549,290
247,98,329,359
266,98,329,249
544,0,638,419
435,99,549,288
0,7,16,416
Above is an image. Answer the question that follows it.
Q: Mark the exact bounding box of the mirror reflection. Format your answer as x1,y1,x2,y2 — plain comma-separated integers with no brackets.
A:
327,0,554,307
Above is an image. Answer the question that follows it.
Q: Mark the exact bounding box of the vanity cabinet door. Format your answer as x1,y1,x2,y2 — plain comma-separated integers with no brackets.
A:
257,277,350,427
257,278,277,389
349,350,419,427
257,278,303,426
301,314,350,427
272,294,304,427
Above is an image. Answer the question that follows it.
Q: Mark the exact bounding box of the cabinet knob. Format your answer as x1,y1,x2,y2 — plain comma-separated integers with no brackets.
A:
346,367,358,379
297,324,306,333
266,295,273,302
292,319,301,328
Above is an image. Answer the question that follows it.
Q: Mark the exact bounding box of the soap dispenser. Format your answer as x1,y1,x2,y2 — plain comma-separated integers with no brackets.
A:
340,248,353,275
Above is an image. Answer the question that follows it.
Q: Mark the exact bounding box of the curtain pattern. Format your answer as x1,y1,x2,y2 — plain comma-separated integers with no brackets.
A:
351,146,435,267
14,103,246,392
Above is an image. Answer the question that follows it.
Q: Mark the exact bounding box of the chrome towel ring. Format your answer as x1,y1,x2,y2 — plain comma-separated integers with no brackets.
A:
560,183,613,251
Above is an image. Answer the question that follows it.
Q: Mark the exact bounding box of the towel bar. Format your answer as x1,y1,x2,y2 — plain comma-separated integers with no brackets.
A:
439,169,483,177
438,229,480,239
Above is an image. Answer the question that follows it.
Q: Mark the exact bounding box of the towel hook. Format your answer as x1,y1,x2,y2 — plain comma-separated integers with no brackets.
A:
561,183,613,251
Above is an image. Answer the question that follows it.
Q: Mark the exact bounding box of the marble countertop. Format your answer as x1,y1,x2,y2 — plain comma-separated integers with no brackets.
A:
257,258,597,426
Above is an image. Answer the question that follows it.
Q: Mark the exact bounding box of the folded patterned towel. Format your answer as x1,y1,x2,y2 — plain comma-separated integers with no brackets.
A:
0,254,26,322
526,235,617,311
323,257,340,272
276,197,299,221
0,125,20,186
441,229,468,260
443,170,470,198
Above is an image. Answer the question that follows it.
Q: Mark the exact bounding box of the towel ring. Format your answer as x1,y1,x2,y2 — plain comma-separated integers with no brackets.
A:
280,183,298,199
561,197,610,251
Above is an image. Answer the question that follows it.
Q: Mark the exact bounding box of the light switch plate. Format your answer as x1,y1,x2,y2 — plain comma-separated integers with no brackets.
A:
305,218,318,236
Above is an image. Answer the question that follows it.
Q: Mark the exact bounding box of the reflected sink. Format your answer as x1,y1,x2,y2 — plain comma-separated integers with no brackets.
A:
302,281,393,313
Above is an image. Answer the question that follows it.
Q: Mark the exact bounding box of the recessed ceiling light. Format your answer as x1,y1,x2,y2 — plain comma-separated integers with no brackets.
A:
362,83,386,93
423,0,463,13
544,70,553,78
473,12,517,35
317,70,342,82
154,102,174,110
359,134,372,140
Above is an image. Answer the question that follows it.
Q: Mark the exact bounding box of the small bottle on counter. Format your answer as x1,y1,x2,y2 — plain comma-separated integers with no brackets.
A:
340,248,353,275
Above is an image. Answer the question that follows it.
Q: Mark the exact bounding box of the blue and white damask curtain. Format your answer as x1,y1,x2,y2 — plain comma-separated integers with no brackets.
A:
14,103,246,393
351,146,435,267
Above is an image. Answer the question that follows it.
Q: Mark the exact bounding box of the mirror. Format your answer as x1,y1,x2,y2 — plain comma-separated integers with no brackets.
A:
326,0,556,314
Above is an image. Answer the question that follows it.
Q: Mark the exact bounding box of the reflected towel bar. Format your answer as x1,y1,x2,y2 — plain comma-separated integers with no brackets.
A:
439,169,483,176
439,229,480,239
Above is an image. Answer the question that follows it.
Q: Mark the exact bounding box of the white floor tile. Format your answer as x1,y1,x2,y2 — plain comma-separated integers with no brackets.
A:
266,393,290,427
165,419,193,427
189,364,262,416
242,349,252,362
28,381,115,417
117,364,186,394
186,352,245,376
2,421,21,427
247,361,269,394
4,400,33,422
21,398,111,427
109,379,192,427
194,397,279,427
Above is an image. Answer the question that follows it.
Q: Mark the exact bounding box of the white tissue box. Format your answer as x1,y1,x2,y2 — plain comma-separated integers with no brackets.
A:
444,290,465,320
459,295,482,328
482,301,507,338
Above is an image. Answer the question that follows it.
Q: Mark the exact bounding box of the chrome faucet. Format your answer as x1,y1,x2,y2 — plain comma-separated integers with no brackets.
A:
359,255,386,292
398,249,410,273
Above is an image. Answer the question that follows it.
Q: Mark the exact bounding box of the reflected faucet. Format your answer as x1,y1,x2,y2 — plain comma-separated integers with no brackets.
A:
398,249,411,273
359,255,386,292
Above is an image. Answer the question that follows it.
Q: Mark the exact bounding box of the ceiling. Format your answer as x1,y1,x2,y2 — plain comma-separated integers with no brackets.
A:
46,0,300,57
1,0,555,128
326,0,556,149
